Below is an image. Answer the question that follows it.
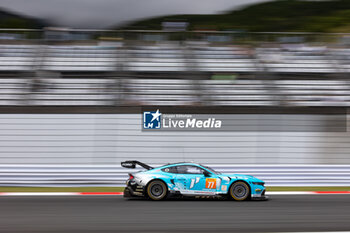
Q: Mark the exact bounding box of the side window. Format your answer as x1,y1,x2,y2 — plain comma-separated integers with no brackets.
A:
176,165,205,174
162,166,177,173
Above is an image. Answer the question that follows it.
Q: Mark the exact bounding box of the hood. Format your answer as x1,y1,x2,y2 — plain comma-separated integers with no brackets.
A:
220,173,263,182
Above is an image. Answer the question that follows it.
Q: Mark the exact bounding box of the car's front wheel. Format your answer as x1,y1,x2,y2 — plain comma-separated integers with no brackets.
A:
229,181,250,201
147,180,167,201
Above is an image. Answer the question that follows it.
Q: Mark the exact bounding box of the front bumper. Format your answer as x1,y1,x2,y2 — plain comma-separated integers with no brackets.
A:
251,195,269,200
251,189,268,200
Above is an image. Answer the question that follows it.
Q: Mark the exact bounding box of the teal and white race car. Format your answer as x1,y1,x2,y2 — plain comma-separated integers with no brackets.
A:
122,161,267,201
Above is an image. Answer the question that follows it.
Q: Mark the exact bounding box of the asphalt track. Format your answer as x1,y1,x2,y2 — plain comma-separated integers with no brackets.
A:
0,195,350,233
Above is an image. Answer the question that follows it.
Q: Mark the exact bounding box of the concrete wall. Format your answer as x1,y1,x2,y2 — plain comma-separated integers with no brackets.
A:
0,114,349,165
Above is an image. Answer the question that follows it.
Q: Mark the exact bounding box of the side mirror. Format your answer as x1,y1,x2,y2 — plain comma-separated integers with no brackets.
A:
203,171,211,177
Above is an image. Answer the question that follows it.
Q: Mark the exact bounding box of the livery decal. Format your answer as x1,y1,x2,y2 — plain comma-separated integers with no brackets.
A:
189,177,201,189
205,178,217,189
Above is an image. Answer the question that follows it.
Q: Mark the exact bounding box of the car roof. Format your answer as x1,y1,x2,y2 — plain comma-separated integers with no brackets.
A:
160,162,200,168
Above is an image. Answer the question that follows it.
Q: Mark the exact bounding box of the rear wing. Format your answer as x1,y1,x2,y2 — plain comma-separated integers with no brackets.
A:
121,160,154,170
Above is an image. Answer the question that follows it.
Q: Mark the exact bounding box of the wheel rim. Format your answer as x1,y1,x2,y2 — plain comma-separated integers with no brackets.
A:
233,184,247,198
150,184,163,197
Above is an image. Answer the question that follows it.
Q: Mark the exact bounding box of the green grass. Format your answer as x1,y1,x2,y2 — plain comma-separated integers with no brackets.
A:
0,186,349,192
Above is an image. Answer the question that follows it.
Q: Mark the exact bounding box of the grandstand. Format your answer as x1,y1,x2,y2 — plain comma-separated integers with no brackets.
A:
0,36,350,107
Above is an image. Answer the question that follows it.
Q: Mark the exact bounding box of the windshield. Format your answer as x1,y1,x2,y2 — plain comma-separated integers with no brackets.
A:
201,165,221,175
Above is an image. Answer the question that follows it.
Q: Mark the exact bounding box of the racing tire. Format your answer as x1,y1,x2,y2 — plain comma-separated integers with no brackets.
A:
147,180,167,201
229,181,250,201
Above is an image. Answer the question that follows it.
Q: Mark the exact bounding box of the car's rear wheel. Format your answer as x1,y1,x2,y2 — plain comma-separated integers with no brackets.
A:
147,180,167,201
229,181,250,201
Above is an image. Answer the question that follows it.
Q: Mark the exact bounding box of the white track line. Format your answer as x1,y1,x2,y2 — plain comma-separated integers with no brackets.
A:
0,192,79,196
266,191,314,195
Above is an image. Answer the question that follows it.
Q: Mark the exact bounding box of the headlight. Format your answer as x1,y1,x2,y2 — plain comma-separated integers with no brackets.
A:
252,182,264,186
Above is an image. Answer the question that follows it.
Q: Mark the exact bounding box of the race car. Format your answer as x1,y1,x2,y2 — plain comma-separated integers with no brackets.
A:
121,161,267,201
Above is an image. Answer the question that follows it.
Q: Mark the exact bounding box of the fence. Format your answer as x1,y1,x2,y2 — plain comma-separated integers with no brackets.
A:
1,164,350,187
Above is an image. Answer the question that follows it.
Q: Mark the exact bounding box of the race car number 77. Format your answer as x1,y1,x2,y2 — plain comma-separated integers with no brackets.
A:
205,178,216,189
